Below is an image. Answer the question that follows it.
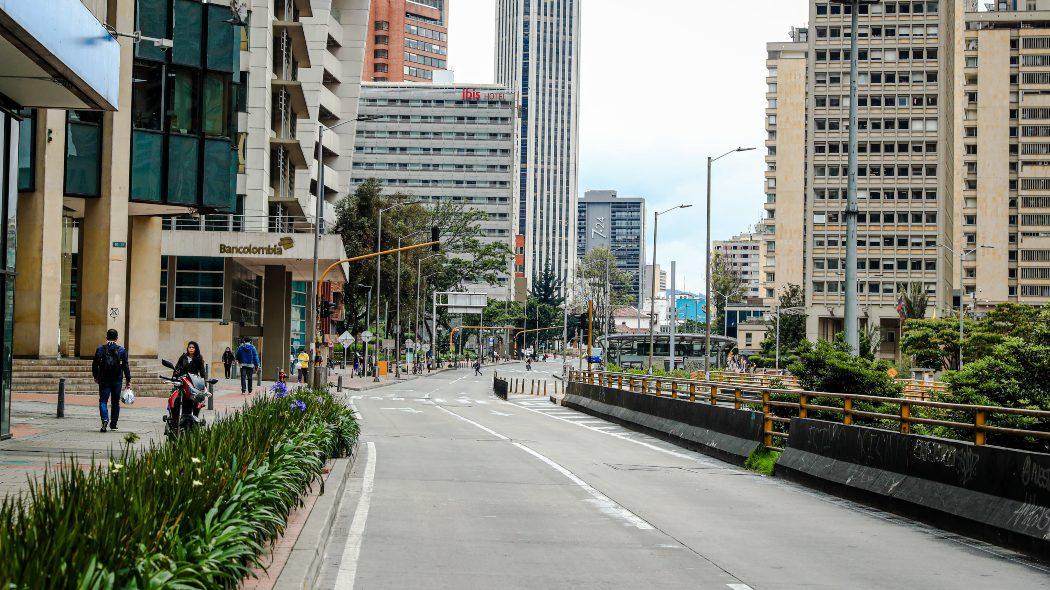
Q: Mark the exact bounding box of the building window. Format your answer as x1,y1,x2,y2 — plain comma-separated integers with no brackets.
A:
375,20,389,31
374,63,389,73
16,108,35,192
374,35,389,45
374,49,389,59
203,72,230,136
160,256,169,319
64,111,103,197
168,69,199,135
174,256,224,320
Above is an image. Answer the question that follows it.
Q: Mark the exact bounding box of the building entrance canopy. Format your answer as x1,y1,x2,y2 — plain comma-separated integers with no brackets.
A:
162,230,349,283
0,0,119,110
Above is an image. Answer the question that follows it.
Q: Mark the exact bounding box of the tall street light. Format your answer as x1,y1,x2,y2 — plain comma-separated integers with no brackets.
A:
374,200,418,381
358,284,372,377
646,203,692,372
394,230,427,379
308,114,378,389
941,243,993,370
415,254,442,352
704,146,754,377
831,0,878,356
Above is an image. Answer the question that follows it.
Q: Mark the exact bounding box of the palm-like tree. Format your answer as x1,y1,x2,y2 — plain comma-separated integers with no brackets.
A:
901,283,928,319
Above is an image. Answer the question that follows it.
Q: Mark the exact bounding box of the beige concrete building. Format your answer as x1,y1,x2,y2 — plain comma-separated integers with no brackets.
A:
764,28,810,306
762,1,1050,362
713,230,764,300
959,2,1050,306
8,0,369,409
762,0,971,360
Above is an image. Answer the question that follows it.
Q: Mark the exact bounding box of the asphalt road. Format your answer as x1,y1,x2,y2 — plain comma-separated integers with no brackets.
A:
317,361,1050,590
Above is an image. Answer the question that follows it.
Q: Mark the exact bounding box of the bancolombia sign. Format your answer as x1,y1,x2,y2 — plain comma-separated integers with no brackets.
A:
219,237,295,256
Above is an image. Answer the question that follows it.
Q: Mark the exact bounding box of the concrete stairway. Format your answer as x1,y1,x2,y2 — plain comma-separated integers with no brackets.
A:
12,358,176,397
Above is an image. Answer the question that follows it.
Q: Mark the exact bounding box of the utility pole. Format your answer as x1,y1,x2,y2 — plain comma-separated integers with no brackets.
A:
668,261,676,372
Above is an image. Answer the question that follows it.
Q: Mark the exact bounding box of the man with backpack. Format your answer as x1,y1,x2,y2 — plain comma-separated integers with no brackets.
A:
91,329,131,433
236,336,260,394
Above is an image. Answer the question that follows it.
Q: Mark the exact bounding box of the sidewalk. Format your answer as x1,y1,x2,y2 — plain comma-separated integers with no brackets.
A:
0,377,286,499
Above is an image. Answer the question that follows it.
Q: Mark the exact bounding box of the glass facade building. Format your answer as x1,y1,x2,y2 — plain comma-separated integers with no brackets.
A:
129,0,242,212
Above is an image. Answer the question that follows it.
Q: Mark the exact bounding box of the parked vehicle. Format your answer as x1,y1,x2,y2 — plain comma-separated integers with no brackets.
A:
160,358,217,438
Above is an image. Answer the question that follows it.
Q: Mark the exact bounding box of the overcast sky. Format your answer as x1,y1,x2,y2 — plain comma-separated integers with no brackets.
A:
447,0,810,295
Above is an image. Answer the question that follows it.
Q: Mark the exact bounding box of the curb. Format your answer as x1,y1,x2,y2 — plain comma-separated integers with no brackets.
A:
273,438,361,590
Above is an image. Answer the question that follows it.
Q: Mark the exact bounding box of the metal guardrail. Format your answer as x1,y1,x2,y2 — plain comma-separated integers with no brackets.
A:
162,214,328,234
569,369,1050,452
703,371,947,401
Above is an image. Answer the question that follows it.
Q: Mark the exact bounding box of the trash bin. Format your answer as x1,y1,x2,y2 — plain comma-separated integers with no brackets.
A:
378,361,388,377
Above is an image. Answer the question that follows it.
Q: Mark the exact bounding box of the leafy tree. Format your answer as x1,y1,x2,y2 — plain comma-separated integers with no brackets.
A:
530,262,565,307
750,284,807,368
711,251,747,336
576,248,633,338
941,338,1050,451
900,282,928,319
333,179,512,343
832,324,881,361
789,339,903,399
900,317,965,371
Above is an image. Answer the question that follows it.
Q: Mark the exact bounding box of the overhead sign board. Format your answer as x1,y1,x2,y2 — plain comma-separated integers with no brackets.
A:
443,292,488,314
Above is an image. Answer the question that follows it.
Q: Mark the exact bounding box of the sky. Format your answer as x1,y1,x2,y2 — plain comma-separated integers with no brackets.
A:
447,0,810,295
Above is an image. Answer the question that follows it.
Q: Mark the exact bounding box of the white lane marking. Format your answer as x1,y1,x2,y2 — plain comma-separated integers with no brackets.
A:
512,401,717,464
434,405,509,440
728,585,754,590
432,403,653,531
512,442,653,530
334,441,377,590
490,410,513,417
379,407,422,414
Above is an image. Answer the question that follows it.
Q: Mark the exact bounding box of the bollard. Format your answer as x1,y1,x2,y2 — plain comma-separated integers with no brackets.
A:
206,363,214,410
57,378,65,418
338,375,344,393
544,381,548,396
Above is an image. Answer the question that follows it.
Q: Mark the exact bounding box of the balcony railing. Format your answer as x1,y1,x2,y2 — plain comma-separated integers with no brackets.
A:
163,214,328,234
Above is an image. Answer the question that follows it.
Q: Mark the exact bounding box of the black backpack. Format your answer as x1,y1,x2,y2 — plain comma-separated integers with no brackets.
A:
99,343,122,379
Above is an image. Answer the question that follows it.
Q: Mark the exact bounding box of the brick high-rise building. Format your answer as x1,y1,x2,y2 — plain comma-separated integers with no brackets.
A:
362,0,449,83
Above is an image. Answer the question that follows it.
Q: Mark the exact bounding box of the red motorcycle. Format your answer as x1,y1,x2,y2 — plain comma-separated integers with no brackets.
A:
160,358,217,438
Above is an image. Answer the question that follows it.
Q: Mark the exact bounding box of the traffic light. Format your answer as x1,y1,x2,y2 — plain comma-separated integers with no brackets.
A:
431,226,441,251
320,300,334,318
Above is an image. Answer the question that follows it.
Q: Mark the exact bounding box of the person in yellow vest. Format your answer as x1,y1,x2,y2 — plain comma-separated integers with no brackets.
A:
297,349,310,383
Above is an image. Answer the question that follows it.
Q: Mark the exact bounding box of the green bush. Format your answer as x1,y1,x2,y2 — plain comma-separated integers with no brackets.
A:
0,388,358,589
789,339,902,398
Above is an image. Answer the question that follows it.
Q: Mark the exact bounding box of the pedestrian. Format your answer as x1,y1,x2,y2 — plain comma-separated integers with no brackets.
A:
222,346,235,379
174,341,205,377
236,336,260,394
91,328,131,433
353,353,360,377
297,349,310,383
473,359,482,376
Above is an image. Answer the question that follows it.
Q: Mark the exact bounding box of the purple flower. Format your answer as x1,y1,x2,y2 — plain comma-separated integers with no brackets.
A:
290,399,307,412
271,382,289,398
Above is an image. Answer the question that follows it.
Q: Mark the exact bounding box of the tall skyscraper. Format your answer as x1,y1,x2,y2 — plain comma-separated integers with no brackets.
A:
714,230,764,301
495,0,581,298
577,190,646,306
363,0,449,83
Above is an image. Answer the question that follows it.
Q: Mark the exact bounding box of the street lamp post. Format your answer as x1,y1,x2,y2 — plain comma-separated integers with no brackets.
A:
831,0,877,355
704,147,754,377
359,284,372,378
308,115,376,389
647,204,692,372
374,201,417,382
941,243,993,369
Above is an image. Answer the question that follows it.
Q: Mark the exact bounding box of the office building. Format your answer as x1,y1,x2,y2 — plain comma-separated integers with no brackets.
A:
0,0,119,438
7,0,370,419
958,3,1050,305
363,0,449,82
643,264,668,301
763,0,965,360
714,230,764,300
763,27,810,305
351,83,517,299
495,0,582,298
576,190,646,305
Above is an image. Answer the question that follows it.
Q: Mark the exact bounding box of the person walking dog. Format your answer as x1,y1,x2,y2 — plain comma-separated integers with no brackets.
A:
91,329,131,433
236,336,260,394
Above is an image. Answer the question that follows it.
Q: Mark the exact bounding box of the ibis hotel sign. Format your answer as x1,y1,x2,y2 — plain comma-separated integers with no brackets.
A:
219,237,295,256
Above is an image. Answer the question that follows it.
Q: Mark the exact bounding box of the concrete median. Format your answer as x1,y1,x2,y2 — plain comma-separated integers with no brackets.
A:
777,418,1050,559
563,382,762,465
